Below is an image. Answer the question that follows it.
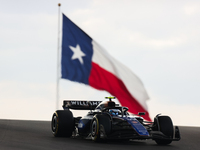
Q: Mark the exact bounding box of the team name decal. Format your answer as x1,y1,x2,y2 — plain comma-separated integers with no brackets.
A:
68,101,101,106
71,101,101,106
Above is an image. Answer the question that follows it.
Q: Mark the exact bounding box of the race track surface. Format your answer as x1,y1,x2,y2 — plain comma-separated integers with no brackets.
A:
0,119,199,150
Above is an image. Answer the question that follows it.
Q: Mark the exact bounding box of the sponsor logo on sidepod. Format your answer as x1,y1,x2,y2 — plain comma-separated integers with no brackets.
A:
78,121,84,128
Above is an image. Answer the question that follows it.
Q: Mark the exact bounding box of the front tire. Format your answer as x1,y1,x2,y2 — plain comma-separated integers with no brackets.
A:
51,110,74,137
91,114,111,142
154,116,174,145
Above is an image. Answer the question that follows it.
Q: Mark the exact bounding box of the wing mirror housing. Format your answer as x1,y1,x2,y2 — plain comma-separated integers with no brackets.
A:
138,112,145,116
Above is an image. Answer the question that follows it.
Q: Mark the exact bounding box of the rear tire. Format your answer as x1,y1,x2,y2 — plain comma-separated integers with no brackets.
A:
51,110,74,137
154,116,174,145
91,114,111,142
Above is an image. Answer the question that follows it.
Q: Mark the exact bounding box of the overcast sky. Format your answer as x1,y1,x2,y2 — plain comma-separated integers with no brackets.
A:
0,0,200,126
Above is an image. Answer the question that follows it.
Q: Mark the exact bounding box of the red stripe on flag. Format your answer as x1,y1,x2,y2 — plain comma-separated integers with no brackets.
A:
89,62,152,121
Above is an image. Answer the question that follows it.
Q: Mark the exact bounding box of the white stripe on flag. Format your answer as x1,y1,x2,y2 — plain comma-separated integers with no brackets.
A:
92,40,149,110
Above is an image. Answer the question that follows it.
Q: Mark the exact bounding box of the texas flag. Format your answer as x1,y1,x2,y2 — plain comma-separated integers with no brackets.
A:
61,14,151,121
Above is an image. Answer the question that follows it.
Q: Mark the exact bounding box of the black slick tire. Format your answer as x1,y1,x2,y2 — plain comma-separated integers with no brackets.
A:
91,114,111,142
154,116,174,145
51,110,74,137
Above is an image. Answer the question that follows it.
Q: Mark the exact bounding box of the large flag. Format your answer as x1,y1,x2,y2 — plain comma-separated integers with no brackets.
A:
61,14,151,121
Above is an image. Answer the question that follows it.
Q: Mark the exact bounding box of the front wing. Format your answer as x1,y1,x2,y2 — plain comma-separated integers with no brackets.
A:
104,117,181,141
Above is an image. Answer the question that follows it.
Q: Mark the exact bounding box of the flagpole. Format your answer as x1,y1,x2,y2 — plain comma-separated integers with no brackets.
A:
56,3,61,110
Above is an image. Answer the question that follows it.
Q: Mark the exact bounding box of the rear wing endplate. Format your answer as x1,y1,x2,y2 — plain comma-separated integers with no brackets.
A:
63,100,102,110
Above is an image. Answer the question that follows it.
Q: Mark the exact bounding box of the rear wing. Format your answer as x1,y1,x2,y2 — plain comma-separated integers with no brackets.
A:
62,100,102,110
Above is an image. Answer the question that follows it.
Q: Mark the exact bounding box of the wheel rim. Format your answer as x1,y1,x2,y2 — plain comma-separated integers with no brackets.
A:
91,120,97,136
52,115,57,132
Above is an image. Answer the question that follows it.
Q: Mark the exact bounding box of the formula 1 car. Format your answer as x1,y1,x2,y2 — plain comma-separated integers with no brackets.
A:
51,97,180,145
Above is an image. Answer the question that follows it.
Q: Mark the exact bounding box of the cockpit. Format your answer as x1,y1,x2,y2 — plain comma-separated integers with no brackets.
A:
95,100,128,116
95,101,116,110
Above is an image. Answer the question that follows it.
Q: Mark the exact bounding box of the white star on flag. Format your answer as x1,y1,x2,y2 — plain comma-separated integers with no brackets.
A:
69,44,86,64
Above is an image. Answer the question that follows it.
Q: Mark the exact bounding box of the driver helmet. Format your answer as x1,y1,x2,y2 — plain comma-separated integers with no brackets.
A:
109,109,120,116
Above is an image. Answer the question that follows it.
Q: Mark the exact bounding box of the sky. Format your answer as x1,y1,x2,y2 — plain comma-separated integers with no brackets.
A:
0,0,200,126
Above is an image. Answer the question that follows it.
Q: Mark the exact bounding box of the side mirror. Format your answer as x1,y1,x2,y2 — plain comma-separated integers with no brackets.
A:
138,112,145,116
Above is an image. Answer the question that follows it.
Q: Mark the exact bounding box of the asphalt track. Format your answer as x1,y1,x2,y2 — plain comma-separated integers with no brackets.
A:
0,119,199,150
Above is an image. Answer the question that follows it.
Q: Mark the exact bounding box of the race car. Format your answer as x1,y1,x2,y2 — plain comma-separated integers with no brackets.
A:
51,97,180,145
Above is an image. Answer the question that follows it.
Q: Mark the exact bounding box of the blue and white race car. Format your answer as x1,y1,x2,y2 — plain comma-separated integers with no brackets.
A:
51,97,180,145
